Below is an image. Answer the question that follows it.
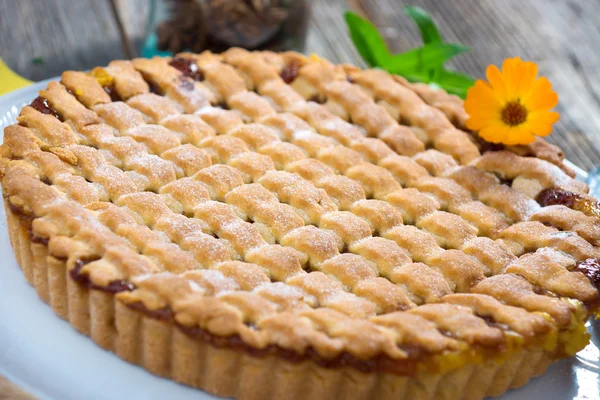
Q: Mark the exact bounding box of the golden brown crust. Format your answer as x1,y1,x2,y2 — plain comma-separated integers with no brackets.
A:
2,49,599,399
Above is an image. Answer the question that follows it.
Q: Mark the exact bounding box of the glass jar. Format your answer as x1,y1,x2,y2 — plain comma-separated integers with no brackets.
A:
142,0,311,57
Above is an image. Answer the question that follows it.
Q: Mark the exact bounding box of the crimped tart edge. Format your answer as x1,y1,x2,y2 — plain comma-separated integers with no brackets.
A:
2,200,574,400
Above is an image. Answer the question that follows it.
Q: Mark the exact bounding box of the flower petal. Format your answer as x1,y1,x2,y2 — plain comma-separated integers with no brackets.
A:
526,111,560,137
478,122,510,144
466,114,499,131
501,57,523,99
515,60,538,97
465,80,501,106
505,126,535,145
465,57,559,146
464,80,502,122
485,65,508,101
523,77,559,111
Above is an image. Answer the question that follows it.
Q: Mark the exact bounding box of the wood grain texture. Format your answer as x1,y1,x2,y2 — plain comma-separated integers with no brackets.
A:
0,0,126,81
112,0,151,57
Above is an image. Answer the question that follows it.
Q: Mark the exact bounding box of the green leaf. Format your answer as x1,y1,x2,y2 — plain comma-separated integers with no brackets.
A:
344,11,391,67
383,43,470,75
400,69,475,99
438,84,471,99
343,7,477,97
436,69,476,88
404,6,442,44
435,70,476,98
401,71,431,83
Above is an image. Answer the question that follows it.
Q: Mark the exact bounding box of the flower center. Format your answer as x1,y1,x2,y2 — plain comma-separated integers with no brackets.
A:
501,101,528,126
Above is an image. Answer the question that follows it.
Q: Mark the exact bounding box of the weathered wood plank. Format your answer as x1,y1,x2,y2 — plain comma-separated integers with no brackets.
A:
112,0,151,57
0,0,127,81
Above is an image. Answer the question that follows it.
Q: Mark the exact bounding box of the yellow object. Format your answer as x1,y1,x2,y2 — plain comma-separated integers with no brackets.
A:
0,58,33,96
309,53,323,62
90,67,114,87
464,57,559,145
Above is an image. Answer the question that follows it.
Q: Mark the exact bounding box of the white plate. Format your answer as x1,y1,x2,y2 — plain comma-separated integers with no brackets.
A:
0,82,598,400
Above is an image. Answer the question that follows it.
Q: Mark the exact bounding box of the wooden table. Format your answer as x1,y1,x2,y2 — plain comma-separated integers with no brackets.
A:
0,0,598,396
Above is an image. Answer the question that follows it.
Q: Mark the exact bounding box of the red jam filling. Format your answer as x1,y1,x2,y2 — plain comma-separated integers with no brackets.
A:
169,57,204,81
536,188,600,218
31,235,50,245
280,60,301,84
128,301,173,322
29,97,60,120
536,188,581,208
7,202,33,221
70,259,134,294
102,85,121,102
573,258,600,290
138,72,163,95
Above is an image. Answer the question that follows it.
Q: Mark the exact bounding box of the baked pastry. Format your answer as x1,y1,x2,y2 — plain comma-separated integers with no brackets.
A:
1,49,599,400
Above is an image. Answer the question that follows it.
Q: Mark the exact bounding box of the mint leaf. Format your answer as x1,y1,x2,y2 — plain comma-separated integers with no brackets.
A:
435,70,476,98
402,71,430,83
344,7,476,99
436,69,476,88
439,84,470,98
383,43,470,75
344,12,391,67
401,69,475,99
401,7,475,98
404,6,442,44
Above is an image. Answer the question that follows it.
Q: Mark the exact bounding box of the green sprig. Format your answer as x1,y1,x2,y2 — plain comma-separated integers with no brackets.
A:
344,6,475,98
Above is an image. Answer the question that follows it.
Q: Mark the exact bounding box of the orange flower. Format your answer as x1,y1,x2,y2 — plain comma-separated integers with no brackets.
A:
464,57,559,145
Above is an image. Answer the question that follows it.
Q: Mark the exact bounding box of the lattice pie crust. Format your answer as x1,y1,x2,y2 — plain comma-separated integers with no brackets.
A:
1,49,599,400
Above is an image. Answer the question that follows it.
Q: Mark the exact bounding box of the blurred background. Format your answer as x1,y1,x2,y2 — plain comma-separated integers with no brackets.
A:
0,0,599,170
